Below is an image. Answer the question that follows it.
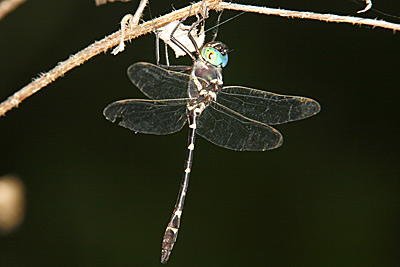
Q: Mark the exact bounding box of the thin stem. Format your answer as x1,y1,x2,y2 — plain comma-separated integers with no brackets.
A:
1,0,399,117
218,2,400,32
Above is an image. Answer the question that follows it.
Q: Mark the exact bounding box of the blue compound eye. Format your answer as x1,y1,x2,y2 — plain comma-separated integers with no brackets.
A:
201,46,228,67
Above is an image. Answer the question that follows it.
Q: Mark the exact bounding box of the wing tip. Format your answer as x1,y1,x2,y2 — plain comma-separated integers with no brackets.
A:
103,103,121,123
308,98,321,115
261,131,283,151
297,97,321,120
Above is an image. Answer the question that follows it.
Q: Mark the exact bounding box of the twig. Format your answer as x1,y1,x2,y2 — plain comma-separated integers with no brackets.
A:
0,0,26,20
112,0,148,55
218,2,400,32
1,0,399,117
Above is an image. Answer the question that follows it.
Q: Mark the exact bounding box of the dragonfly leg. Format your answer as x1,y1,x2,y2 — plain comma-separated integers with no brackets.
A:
152,19,161,66
153,17,171,66
170,5,196,61
211,9,224,41
186,3,209,55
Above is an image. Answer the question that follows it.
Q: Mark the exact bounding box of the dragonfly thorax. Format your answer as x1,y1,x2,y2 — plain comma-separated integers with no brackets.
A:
192,59,223,84
189,58,224,99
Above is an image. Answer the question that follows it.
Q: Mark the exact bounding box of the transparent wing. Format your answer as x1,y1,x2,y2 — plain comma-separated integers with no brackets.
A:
128,62,193,100
158,64,192,74
218,86,321,125
197,101,283,151
103,99,188,135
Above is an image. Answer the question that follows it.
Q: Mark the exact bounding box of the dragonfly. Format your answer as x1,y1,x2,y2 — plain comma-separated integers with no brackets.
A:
103,9,320,264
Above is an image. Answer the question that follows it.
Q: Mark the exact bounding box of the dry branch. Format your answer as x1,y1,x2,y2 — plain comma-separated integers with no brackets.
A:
1,0,399,117
219,2,400,32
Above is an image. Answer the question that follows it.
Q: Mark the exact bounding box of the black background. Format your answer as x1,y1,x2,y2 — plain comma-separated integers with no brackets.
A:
1,0,399,266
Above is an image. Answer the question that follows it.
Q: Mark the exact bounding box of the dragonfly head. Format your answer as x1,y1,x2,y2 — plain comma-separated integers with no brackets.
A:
200,41,229,68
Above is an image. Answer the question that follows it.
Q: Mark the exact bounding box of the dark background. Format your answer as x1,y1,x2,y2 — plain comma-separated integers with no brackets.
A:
1,0,399,266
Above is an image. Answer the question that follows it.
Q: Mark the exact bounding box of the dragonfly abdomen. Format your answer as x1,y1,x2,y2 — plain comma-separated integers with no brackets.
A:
161,111,198,264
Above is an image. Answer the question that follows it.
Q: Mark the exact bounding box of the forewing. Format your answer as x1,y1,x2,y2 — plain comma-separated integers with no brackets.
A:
197,101,283,151
103,99,188,135
219,86,321,125
128,62,192,100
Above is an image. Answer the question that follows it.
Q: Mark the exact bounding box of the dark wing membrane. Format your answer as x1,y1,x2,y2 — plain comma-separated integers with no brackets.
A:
128,62,192,100
219,86,321,125
197,101,283,151
103,99,188,135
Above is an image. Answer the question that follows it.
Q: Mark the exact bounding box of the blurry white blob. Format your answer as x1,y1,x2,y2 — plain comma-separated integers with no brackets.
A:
158,20,205,58
357,0,372,13
0,175,25,235
94,0,131,6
